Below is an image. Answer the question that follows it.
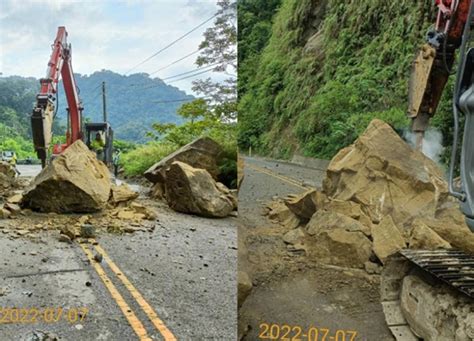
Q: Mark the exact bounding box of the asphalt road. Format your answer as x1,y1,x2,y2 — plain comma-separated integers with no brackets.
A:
239,157,321,229
239,156,394,341
0,166,237,340
16,165,41,178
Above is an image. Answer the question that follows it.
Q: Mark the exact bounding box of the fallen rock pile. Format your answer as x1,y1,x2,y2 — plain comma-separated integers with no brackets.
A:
0,141,159,238
145,137,222,199
144,137,237,218
266,119,474,269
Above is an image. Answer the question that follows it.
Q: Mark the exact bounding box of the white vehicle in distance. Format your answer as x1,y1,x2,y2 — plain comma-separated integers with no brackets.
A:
1,151,15,163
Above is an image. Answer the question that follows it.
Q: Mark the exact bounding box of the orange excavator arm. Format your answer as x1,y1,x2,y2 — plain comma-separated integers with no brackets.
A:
31,26,83,167
408,0,471,149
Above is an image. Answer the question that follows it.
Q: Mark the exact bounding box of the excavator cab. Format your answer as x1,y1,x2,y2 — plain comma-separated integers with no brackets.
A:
84,122,114,166
452,45,474,231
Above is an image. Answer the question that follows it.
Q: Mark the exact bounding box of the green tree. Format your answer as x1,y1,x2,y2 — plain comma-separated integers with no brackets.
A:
192,0,237,121
177,98,209,122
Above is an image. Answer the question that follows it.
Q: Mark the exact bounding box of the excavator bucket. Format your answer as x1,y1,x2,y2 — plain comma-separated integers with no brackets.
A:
31,97,54,168
407,44,436,120
407,44,438,149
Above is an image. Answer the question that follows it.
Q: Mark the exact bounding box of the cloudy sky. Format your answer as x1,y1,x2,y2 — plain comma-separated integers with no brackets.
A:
0,0,221,94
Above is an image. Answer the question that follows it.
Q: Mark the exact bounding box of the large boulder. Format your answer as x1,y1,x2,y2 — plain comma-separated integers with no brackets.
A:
421,216,474,253
22,140,111,213
408,219,451,250
144,137,222,184
284,189,326,221
324,199,372,235
323,119,449,227
305,210,372,268
165,161,235,218
265,200,301,229
372,215,406,264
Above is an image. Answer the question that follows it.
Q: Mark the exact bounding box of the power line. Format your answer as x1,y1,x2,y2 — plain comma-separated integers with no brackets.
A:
168,68,215,83
149,49,200,76
124,13,217,75
137,66,217,90
151,97,208,104
161,63,219,81
129,63,215,88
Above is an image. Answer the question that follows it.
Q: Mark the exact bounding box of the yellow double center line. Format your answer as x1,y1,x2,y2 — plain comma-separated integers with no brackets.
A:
80,242,176,341
246,163,312,190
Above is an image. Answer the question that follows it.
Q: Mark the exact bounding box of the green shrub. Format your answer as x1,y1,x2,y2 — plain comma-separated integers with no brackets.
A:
120,142,177,177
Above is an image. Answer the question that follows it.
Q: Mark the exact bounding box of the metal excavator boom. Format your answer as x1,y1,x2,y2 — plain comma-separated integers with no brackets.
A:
408,0,471,150
31,26,83,167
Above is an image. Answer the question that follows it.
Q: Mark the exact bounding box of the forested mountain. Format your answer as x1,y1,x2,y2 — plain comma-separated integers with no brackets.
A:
0,70,192,143
56,70,192,141
238,1,453,162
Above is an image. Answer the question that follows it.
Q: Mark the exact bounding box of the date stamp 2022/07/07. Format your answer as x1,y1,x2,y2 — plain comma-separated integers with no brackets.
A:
258,323,358,341
0,307,89,324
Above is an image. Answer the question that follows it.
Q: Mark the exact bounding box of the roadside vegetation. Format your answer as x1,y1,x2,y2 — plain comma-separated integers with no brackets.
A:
238,0,455,163
120,0,238,187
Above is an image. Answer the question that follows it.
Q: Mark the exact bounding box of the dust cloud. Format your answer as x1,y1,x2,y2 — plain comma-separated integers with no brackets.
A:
404,128,444,164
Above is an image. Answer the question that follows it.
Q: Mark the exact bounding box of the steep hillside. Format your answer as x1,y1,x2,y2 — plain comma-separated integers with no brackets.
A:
238,0,453,160
0,70,193,142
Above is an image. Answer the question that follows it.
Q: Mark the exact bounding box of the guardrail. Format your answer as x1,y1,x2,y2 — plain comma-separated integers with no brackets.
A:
17,159,42,165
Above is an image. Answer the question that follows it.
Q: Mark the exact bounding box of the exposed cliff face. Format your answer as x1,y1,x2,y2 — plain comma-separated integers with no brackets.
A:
238,0,448,160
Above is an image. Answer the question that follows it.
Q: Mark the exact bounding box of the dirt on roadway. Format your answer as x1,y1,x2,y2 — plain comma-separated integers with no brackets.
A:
238,156,394,341
0,165,237,340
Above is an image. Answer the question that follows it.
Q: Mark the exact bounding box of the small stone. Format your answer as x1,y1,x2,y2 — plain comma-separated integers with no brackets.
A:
7,193,22,204
94,253,103,263
61,226,76,240
80,224,95,238
85,281,92,287
58,234,72,243
238,271,253,307
364,261,382,275
282,228,305,245
4,202,21,214
117,209,136,220
123,226,137,233
78,216,90,225
0,208,11,219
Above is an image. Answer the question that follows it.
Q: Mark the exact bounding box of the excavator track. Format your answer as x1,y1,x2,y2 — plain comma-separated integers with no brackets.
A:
399,249,474,299
381,249,474,341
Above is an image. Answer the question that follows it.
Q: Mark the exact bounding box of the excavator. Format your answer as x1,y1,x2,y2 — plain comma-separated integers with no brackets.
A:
383,1,474,340
31,26,113,168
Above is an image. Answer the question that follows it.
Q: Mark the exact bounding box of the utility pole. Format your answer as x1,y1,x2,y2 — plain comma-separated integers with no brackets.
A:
102,81,107,122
